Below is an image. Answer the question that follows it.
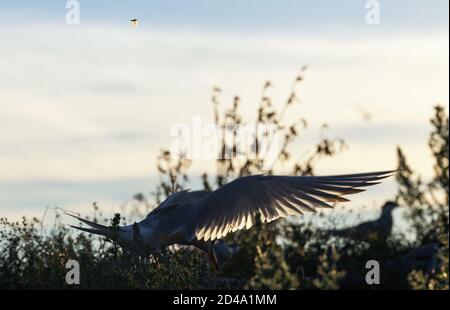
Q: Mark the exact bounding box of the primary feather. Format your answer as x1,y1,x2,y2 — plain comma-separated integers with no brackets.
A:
183,170,395,241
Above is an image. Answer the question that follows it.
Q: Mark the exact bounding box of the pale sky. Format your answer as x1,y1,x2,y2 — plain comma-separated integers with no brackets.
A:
0,1,448,221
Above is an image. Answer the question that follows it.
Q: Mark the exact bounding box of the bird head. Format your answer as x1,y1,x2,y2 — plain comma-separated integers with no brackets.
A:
66,212,135,245
382,201,399,213
66,213,160,256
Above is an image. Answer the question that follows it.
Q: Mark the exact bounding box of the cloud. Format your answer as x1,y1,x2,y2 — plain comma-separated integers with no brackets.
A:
0,22,447,218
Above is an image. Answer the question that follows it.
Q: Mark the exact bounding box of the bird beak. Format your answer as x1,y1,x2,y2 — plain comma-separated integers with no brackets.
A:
66,212,115,239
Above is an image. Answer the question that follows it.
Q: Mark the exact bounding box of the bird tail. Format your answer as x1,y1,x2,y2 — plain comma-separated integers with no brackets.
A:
65,211,115,239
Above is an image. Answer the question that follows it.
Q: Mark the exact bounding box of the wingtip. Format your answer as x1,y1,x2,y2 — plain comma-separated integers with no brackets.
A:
377,170,398,177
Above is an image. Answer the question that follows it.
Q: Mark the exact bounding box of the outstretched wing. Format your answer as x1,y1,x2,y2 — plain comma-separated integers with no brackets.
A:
183,171,395,241
142,190,211,220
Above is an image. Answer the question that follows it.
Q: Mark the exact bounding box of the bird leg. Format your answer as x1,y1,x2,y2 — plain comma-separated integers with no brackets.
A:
208,249,219,271
154,255,161,268
149,247,162,269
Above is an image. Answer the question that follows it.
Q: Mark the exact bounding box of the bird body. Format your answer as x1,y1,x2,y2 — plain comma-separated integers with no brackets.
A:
130,19,139,28
388,243,440,277
329,201,398,242
68,171,395,268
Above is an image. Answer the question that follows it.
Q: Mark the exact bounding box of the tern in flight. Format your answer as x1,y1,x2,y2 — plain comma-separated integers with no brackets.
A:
130,19,139,28
68,170,395,269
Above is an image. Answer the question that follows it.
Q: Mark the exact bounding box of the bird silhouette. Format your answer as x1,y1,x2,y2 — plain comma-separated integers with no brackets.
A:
130,19,138,28
388,243,440,277
67,170,395,269
329,201,399,243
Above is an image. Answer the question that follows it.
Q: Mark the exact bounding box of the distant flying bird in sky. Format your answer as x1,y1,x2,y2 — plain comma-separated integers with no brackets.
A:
130,19,139,28
328,201,399,243
68,170,395,269
354,104,373,122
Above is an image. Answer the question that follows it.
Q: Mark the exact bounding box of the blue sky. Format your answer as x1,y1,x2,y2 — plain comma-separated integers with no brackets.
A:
1,1,448,33
0,1,448,221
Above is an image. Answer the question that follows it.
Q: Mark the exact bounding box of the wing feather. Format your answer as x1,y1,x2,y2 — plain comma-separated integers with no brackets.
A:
183,171,394,241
